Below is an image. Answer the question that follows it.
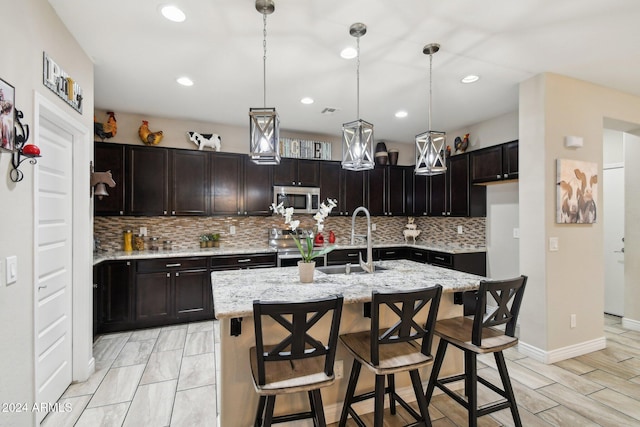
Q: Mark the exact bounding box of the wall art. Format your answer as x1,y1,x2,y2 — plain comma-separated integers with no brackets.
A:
556,158,598,224
0,78,15,152
43,52,83,113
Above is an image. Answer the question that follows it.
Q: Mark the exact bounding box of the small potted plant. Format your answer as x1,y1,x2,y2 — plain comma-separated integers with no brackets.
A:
209,233,220,248
199,234,209,248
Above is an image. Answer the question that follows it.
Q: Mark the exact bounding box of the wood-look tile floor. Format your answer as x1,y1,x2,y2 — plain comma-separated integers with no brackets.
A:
44,315,640,426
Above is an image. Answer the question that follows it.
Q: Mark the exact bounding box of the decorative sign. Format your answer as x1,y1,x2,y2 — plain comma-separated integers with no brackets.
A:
279,137,331,160
42,52,83,113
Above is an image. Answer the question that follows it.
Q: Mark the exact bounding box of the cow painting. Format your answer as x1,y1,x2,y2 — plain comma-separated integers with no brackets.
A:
556,159,598,224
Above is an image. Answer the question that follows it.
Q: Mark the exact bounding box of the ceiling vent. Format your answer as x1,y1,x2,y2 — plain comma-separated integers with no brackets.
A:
321,107,340,115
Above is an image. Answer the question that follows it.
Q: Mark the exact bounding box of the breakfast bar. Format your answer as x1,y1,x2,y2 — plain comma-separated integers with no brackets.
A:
211,259,483,426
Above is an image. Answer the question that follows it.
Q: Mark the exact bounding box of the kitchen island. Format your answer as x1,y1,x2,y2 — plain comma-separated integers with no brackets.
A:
211,259,483,426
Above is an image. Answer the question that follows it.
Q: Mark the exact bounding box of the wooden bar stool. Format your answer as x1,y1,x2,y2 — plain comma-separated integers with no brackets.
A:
250,295,343,427
425,276,527,427
338,286,442,427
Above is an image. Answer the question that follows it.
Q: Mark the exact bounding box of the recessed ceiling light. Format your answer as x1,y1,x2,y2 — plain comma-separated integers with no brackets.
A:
176,76,193,86
161,5,186,22
461,75,480,84
395,110,408,118
340,47,357,59
300,97,314,105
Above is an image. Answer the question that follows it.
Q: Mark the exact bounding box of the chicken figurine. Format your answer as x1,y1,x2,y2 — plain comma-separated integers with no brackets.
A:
138,120,163,145
454,133,469,153
94,111,117,140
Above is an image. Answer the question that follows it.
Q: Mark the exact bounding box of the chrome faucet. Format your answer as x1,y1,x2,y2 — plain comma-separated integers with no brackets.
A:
351,206,374,273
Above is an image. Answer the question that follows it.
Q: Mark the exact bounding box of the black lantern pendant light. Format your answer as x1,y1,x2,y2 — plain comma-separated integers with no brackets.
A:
415,43,446,176
249,0,280,165
341,23,374,171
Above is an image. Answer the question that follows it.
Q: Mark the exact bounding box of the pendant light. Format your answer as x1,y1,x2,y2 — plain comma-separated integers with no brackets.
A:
415,43,446,176
249,0,280,165
341,23,374,171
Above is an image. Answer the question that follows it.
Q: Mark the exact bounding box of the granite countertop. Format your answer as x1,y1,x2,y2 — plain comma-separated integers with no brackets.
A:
211,259,484,319
93,242,485,265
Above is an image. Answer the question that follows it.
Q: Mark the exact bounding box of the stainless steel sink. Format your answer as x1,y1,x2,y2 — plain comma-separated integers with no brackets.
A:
317,264,387,275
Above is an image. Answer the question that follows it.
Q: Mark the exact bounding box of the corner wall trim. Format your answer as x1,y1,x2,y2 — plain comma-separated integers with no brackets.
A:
622,317,640,331
517,337,606,364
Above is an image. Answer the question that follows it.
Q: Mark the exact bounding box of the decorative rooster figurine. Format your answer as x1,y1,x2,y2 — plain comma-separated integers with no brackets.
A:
138,120,163,145
454,133,469,153
94,111,117,140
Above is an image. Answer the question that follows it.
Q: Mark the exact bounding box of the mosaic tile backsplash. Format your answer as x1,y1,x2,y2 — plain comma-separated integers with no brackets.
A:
94,215,485,252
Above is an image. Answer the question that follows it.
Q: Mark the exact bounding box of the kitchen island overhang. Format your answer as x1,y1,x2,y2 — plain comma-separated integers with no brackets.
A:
211,259,483,427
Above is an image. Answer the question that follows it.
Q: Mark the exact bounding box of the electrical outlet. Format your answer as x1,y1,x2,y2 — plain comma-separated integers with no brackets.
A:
457,225,463,234
513,228,520,238
371,223,377,231
229,225,236,235
335,360,344,379
570,314,577,328
6,256,17,285
139,226,147,236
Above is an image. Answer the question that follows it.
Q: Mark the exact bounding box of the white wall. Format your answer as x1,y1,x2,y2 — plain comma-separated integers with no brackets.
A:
624,133,640,329
0,1,94,425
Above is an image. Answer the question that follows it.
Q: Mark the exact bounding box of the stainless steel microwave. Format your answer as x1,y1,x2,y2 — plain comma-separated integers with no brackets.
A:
273,186,320,214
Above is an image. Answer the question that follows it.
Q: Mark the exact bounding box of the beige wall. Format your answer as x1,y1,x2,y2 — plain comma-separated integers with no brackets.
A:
0,1,94,425
624,134,640,326
519,73,640,357
94,108,417,165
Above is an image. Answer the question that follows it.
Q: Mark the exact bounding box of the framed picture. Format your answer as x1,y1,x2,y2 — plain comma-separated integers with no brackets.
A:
556,159,598,224
0,78,15,152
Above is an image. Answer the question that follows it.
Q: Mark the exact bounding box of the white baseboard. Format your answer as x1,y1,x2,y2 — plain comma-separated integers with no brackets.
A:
517,337,606,364
622,317,640,331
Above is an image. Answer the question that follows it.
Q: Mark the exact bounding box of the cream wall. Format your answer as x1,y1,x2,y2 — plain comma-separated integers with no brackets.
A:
624,133,640,328
94,108,417,165
519,73,640,360
0,1,94,425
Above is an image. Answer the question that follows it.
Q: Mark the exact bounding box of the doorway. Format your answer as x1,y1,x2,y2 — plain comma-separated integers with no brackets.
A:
603,164,624,316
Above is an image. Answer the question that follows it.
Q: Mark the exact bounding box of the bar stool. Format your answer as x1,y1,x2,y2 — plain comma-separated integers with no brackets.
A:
338,286,442,427
425,276,527,427
250,295,343,427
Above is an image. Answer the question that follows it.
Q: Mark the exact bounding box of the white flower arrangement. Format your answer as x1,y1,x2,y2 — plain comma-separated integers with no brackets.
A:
270,198,337,263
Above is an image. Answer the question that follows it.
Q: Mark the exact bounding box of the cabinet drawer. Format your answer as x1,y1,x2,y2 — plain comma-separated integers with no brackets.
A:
427,251,453,268
137,257,207,273
210,253,276,270
409,249,428,263
327,249,367,265
377,247,408,260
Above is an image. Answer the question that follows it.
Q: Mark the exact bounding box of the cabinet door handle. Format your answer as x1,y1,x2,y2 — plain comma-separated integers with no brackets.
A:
386,251,396,255
237,258,252,263
298,182,301,186
166,263,182,268
434,256,446,261
126,261,131,266
496,175,501,179
292,181,296,185
347,253,358,257
119,210,124,215
93,283,98,289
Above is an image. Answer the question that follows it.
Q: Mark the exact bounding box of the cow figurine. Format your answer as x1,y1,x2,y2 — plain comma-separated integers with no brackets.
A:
187,131,221,151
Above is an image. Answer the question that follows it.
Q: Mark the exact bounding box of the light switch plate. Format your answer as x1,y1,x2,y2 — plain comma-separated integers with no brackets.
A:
371,223,377,231
549,237,559,252
6,256,17,285
457,226,463,234
229,225,236,235
513,228,520,238
139,226,147,236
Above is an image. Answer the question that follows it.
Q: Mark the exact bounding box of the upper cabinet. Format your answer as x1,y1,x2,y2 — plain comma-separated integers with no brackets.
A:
243,156,273,215
273,158,319,187
210,152,242,215
367,165,411,216
171,149,209,215
429,154,486,217
470,140,518,184
127,146,169,216
318,161,341,215
94,142,126,216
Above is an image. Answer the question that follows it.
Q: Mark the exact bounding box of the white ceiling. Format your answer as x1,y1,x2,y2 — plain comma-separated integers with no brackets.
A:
49,0,640,143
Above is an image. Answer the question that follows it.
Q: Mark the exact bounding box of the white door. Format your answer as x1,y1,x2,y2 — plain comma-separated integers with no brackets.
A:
35,115,73,423
603,165,625,316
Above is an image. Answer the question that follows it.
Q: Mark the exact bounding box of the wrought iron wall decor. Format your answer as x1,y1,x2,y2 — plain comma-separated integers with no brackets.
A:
43,52,83,113
10,108,40,183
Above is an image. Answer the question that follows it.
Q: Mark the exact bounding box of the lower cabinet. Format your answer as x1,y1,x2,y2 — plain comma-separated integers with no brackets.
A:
95,261,134,334
326,248,368,265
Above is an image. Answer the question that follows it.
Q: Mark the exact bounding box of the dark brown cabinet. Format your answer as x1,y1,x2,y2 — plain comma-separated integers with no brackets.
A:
135,258,211,326
470,140,518,184
429,154,486,217
341,169,367,216
327,248,368,265
319,161,341,215
243,156,273,215
211,152,242,215
127,146,169,216
274,158,320,187
376,247,408,260
413,174,429,216
94,143,126,215
367,166,410,216
210,253,276,271
95,261,133,334
171,149,209,215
